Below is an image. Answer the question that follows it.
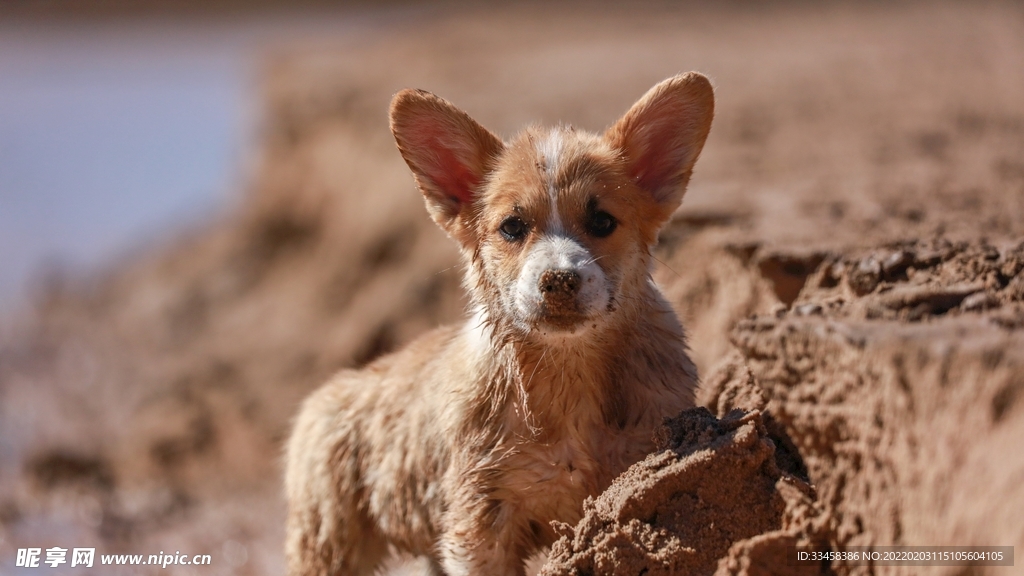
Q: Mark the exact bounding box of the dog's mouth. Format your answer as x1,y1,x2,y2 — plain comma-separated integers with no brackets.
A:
511,297,595,335
537,311,588,332
530,298,599,333
508,308,589,336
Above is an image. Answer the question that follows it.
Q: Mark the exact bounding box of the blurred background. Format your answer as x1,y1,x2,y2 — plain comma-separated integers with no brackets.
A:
0,0,421,314
1,1,1023,574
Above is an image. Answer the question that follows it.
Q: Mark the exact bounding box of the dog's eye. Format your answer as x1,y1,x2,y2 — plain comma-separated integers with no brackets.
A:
587,210,617,238
499,217,528,241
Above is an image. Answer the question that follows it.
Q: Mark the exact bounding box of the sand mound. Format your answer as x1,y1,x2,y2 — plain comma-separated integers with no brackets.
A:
540,408,816,576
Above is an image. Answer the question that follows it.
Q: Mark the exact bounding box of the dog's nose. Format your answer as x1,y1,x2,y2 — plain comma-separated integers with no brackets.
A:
538,269,581,297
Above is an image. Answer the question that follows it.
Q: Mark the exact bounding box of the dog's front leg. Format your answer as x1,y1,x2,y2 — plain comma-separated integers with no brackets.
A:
437,499,526,576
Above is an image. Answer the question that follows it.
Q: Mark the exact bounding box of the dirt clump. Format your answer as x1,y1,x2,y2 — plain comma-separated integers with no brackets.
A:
541,408,818,576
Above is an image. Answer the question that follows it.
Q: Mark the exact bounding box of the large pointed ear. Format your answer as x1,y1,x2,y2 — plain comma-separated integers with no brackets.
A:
605,72,714,223
390,89,504,237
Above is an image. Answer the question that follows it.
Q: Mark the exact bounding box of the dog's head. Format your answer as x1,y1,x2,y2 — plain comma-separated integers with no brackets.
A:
390,74,714,339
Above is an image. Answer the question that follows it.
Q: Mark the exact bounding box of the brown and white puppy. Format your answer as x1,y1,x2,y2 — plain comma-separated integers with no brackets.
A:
285,73,714,576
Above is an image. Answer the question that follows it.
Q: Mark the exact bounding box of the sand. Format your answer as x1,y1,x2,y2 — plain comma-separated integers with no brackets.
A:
2,2,1023,574
539,407,817,576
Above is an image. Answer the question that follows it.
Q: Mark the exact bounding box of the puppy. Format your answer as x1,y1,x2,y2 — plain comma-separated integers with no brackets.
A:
285,72,714,576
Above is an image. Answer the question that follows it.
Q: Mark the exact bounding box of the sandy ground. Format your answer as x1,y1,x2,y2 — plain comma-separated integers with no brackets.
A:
2,1,1023,574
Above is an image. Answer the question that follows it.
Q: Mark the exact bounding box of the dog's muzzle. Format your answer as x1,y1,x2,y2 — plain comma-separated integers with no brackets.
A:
536,268,586,328
513,234,610,331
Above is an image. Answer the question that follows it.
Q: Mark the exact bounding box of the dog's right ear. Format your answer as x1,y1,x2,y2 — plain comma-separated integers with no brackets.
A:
390,89,504,240
605,73,714,227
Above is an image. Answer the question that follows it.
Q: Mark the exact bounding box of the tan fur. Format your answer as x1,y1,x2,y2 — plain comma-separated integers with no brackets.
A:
285,73,714,576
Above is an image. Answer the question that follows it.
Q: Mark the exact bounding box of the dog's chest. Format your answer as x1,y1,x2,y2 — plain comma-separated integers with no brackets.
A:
496,422,649,533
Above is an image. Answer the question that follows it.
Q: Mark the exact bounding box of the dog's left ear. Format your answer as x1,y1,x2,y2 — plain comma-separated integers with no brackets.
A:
606,72,715,224
390,89,504,242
